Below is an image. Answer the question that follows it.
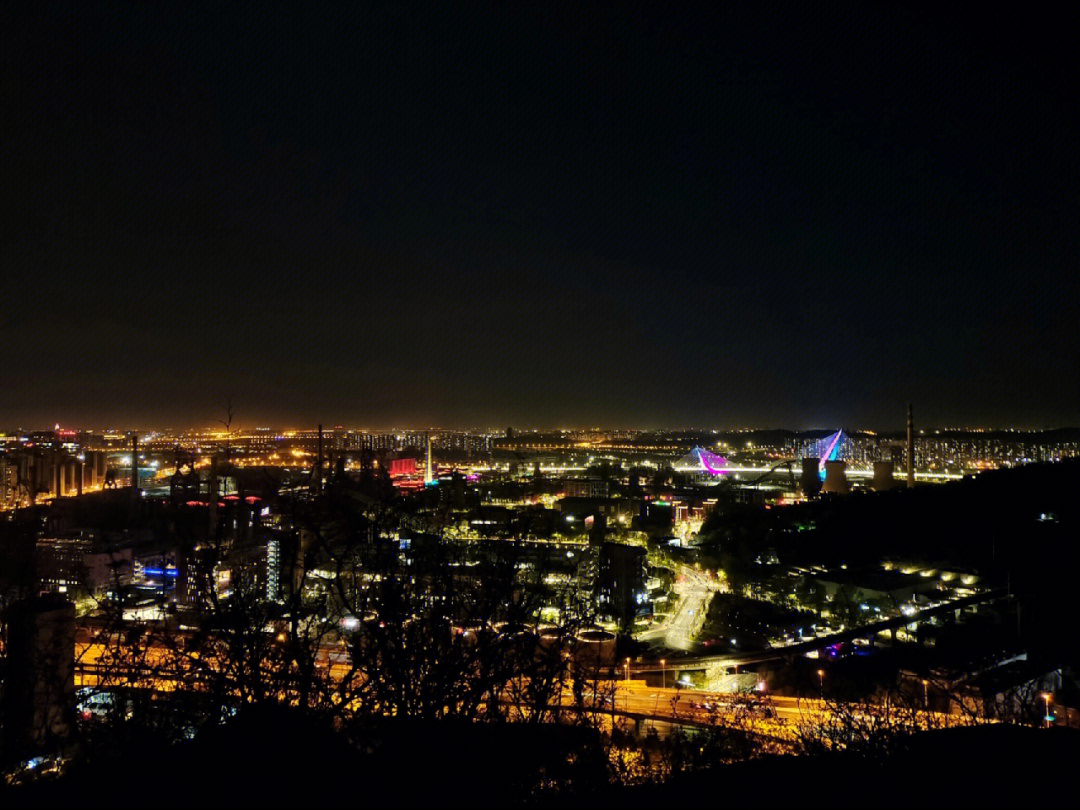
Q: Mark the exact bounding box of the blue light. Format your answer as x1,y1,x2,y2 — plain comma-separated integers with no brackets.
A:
142,567,178,578
811,430,848,476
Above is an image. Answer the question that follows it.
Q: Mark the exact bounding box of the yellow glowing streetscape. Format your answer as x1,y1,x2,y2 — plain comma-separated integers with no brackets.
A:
73,636,965,744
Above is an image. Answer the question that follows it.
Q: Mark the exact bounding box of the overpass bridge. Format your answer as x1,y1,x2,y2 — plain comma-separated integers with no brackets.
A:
631,588,1010,675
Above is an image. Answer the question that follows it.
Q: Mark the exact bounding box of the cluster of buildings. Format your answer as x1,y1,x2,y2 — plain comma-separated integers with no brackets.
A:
5,422,1076,515
3,419,1075,758
12,455,668,637
785,429,1080,472
0,431,113,509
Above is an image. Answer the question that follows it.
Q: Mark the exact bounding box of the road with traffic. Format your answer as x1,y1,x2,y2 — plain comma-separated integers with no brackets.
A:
631,588,1009,675
637,566,721,651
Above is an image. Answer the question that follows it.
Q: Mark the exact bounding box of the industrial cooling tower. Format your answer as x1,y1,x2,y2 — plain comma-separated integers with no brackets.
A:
573,629,617,671
800,458,822,496
872,460,896,491
820,460,850,494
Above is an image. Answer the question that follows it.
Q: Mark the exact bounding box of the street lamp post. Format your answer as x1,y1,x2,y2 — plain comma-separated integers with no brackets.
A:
922,679,929,710
1043,692,1052,729
817,669,824,700
660,659,666,689
625,657,630,682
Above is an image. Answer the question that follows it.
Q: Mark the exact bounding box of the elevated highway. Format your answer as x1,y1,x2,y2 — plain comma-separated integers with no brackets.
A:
631,588,1010,674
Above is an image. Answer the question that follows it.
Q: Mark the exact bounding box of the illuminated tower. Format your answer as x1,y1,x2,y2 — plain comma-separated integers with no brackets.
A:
425,433,434,484
906,404,915,488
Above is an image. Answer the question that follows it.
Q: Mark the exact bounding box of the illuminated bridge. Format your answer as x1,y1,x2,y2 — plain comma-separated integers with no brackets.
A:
805,429,853,476
673,447,731,475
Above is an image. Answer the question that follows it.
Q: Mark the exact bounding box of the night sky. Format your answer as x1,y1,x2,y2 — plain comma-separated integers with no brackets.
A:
4,4,1078,430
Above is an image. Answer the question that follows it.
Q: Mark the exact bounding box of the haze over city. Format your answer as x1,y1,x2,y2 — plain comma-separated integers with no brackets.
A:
3,3,1079,805
5,5,1078,430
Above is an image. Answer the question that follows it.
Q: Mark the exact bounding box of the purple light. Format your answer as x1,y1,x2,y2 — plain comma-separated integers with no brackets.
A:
697,448,730,475
816,430,845,474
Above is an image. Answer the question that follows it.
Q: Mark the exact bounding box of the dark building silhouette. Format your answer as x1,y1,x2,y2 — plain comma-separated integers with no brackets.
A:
597,542,648,628
1,595,76,759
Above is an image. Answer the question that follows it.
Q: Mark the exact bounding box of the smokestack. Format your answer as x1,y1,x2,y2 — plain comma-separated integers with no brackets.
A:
131,433,139,501
315,424,323,494
821,460,850,494
208,452,219,537
906,404,915,488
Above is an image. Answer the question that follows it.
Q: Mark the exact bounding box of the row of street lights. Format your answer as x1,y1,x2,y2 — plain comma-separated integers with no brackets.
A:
818,667,1056,728
628,662,1056,729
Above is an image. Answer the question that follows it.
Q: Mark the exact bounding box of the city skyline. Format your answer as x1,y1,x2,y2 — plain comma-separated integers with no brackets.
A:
4,419,1080,435
3,5,1078,796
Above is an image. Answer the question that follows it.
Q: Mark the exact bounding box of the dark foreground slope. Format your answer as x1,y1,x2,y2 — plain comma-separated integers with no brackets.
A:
5,712,1076,808
621,724,1079,808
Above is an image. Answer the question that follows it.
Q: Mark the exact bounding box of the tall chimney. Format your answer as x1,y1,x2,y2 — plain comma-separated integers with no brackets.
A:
906,404,915,488
208,452,219,537
315,424,323,494
131,433,139,501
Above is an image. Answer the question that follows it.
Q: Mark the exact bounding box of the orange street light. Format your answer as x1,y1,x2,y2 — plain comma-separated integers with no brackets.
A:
1042,692,1053,729
817,669,825,699
660,659,666,689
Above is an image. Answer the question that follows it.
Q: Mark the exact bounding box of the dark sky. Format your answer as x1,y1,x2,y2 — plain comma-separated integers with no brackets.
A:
4,3,1078,430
